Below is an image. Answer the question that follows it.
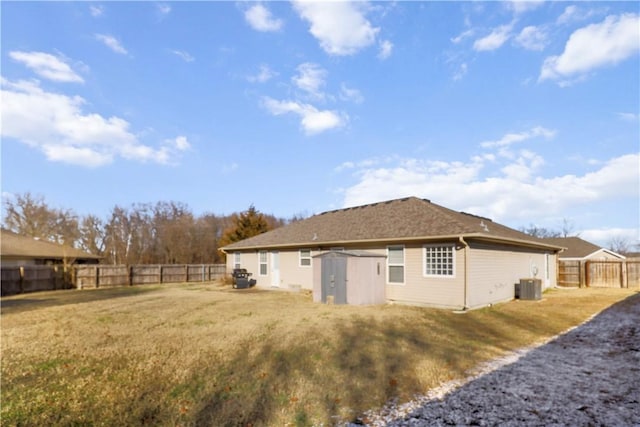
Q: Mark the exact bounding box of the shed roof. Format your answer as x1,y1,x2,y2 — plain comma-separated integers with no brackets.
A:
541,236,624,259
1,229,101,260
222,197,561,251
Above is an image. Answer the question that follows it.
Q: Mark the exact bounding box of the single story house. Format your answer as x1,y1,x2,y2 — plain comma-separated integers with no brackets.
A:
221,197,563,310
541,237,625,261
1,229,101,268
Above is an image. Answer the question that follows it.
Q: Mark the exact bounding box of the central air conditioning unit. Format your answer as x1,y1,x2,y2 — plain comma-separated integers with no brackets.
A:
515,278,542,300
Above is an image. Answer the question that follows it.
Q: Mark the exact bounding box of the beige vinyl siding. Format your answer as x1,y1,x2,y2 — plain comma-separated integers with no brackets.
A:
226,250,315,289
467,243,557,308
385,244,465,309
278,250,314,290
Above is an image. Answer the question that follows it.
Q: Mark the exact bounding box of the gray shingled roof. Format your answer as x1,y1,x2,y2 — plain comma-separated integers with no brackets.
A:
222,197,561,251
1,229,101,260
541,236,622,259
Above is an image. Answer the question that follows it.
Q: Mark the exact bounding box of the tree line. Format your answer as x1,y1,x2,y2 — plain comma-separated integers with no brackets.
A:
2,193,302,264
4,192,634,262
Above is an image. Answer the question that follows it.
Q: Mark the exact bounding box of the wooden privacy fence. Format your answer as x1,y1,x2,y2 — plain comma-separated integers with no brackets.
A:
1,265,72,296
75,264,226,289
558,260,640,289
1,264,227,296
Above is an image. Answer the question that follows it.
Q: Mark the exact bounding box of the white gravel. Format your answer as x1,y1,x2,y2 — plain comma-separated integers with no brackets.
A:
349,294,640,426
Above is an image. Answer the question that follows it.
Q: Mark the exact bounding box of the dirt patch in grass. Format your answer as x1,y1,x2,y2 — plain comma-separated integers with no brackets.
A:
1,284,636,426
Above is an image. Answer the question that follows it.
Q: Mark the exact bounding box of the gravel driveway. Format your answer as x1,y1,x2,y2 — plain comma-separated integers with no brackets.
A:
353,293,640,426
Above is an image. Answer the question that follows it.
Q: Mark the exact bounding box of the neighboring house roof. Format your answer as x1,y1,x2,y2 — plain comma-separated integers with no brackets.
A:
222,197,561,252
541,237,625,260
1,229,101,261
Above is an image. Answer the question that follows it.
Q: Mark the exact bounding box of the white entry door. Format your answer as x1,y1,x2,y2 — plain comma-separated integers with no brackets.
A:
270,251,280,287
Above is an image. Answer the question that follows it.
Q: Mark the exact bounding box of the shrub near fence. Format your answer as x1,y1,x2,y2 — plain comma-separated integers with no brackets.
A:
74,264,226,289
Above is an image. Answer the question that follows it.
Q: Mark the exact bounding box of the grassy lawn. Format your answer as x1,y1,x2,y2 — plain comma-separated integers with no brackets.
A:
1,284,637,426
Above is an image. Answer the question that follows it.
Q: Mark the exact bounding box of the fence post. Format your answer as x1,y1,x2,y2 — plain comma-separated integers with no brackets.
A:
584,261,589,288
621,261,627,288
129,265,134,287
95,265,100,288
19,266,24,294
184,264,188,283
159,265,163,284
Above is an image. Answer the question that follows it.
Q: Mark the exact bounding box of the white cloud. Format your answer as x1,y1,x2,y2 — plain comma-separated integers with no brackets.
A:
378,40,393,60
157,3,171,15
0,78,187,167
339,83,364,104
244,4,283,32
473,24,513,51
292,1,379,56
261,97,346,135
247,64,277,83
515,26,548,51
580,227,639,249
90,5,104,17
556,5,600,25
616,112,639,122
95,34,129,55
96,34,128,55
338,151,640,226
540,13,640,83
507,0,545,15
292,63,327,99
171,136,191,151
451,28,475,44
556,5,578,25
9,51,84,83
170,49,194,62
480,126,556,149
453,63,468,81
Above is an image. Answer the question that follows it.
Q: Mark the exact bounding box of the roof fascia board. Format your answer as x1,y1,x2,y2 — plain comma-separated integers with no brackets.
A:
586,248,626,259
221,233,564,252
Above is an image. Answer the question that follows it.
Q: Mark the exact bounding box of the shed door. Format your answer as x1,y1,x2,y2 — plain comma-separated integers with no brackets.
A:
321,256,347,304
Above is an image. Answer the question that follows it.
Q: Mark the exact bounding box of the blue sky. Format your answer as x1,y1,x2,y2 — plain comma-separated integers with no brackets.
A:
1,1,639,247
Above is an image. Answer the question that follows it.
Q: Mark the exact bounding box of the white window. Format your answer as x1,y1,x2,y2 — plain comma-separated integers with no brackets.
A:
423,244,455,277
233,252,241,269
259,251,268,275
299,249,311,267
387,246,405,284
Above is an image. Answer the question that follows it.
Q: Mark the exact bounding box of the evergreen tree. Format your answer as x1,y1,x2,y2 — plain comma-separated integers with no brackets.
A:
219,205,271,247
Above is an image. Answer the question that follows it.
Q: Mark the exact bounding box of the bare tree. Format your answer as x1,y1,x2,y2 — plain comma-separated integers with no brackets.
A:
103,205,154,265
560,218,579,238
519,224,561,238
520,218,579,239
78,215,106,256
152,201,195,264
3,192,79,246
4,193,291,265
608,236,630,255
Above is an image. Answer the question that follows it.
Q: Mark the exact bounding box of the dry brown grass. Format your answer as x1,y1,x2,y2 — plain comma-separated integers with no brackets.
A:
1,284,636,426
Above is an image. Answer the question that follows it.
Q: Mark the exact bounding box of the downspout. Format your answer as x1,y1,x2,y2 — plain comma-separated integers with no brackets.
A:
459,236,470,310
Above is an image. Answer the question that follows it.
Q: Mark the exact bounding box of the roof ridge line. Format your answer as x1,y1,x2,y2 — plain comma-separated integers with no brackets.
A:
319,196,429,216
